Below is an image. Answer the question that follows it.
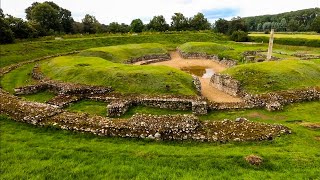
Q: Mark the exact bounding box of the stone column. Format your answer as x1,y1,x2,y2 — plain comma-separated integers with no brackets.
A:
267,29,274,61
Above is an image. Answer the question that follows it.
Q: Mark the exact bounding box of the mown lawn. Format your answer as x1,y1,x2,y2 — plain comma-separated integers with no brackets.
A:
1,101,320,179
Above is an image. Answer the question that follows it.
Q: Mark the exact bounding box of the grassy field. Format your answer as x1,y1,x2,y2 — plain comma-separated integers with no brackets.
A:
40,56,197,95
249,33,320,40
79,43,168,63
1,32,320,179
0,32,226,68
1,101,319,179
223,59,320,94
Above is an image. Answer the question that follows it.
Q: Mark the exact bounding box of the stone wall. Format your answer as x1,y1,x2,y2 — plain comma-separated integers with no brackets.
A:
107,100,132,117
177,49,237,67
0,89,291,142
192,75,201,95
210,73,242,97
126,54,171,64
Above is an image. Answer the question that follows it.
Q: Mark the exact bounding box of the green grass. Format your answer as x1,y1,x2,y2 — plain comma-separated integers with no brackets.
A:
0,32,226,68
249,33,320,40
1,101,319,179
79,43,168,63
120,106,192,119
0,63,36,93
66,100,107,117
40,56,197,96
223,59,320,94
19,91,56,103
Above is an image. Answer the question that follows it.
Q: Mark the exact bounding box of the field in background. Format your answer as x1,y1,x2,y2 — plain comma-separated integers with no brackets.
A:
249,33,320,40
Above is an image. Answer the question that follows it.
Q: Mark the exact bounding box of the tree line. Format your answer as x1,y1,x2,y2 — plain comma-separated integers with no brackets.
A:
0,1,212,44
1,2,319,44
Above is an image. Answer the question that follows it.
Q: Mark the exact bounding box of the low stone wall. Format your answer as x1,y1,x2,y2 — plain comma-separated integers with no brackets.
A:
209,73,320,111
46,94,83,108
126,54,171,64
192,75,202,96
0,90,291,142
210,73,242,97
107,100,132,117
177,49,237,67
14,80,113,96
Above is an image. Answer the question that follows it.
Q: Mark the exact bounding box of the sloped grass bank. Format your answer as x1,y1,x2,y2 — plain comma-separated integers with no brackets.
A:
1,101,319,179
222,59,320,94
178,42,265,62
40,56,197,95
79,43,167,63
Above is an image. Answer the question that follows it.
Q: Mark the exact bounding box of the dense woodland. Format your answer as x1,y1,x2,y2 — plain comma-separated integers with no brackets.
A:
0,1,319,44
243,8,320,32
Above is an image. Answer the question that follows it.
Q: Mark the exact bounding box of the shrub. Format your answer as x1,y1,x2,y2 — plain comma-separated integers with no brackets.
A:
230,30,248,42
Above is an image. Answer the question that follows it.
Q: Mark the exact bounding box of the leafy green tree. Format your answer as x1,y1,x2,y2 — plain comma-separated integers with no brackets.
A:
82,14,100,34
130,19,144,33
171,13,189,31
214,18,229,34
6,15,37,39
25,1,73,34
287,19,299,31
189,13,211,30
147,15,169,32
72,21,84,34
280,18,287,31
0,9,14,44
311,16,320,33
228,17,247,34
30,3,60,34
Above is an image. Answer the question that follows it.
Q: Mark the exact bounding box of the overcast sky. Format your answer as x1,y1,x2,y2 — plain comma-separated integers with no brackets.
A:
1,0,319,24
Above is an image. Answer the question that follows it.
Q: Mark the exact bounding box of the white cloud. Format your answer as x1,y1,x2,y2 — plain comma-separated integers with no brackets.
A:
1,0,319,24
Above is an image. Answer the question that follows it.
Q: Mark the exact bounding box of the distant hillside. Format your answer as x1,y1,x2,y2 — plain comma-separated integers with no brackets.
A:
243,8,320,32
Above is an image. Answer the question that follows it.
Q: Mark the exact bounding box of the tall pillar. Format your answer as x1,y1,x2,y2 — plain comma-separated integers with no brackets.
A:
267,29,274,61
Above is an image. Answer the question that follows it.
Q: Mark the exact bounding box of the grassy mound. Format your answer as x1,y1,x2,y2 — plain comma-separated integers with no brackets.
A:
40,56,197,95
178,42,265,61
223,59,320,94
78,43,168,63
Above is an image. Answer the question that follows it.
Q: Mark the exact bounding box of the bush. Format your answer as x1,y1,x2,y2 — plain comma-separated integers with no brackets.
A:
230,31,248,42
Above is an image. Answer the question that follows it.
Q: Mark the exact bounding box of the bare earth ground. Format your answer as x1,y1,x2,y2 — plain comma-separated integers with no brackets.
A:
146,51,242,103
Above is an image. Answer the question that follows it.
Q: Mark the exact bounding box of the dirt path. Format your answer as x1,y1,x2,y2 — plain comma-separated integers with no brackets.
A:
150,51,242,103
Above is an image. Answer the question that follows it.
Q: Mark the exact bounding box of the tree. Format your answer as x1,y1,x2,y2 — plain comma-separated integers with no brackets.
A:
25,1,74,34
311,16,320,33
171,13,189,31
147,15,169,32
82,14,99,34
59,8,74,33
228,17,247,34
130,19,144,33
214,18,229,34
30,3,60,34
6,15,37,39
0,9,14,44
72,21,84,34
189,13,211,30
280,18,287,31
287,19,299,31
